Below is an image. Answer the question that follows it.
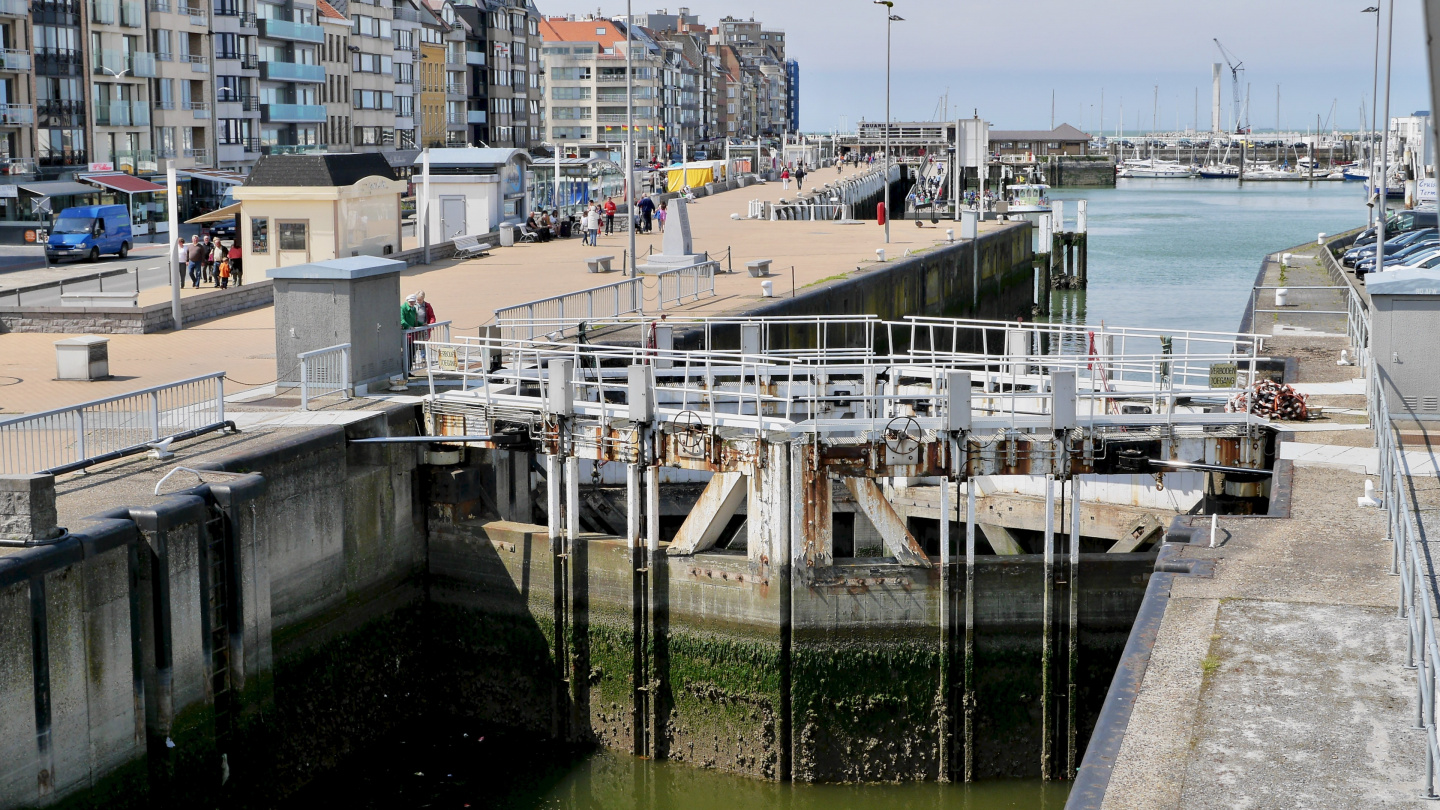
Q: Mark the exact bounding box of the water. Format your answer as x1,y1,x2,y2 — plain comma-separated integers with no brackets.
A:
285,725,1071,810
1048,178,1368,334
282,180,1370,810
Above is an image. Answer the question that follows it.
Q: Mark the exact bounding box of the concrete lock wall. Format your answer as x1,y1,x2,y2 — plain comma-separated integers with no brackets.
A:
0,401,1152,806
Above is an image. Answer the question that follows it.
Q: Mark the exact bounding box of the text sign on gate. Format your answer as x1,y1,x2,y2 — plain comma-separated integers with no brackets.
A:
1209,363,1237,389
438,346,458,372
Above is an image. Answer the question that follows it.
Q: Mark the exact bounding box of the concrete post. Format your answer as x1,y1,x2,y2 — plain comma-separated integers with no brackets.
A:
963,478,976,782
1041,475,1055,780
0,475,62,546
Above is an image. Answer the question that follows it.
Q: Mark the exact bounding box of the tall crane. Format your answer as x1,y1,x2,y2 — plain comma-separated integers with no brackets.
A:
1214,39,1249,134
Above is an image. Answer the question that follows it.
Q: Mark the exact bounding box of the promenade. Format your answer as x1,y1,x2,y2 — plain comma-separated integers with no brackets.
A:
0,164,1007,415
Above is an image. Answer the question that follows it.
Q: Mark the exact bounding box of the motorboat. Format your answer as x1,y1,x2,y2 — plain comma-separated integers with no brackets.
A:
1244,164,1304,181
1004,183,1051,213
1198,163,1240,179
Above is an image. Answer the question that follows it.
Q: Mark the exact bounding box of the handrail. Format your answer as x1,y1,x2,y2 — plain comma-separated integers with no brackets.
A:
0,372,231,475
298,344,351,410
403,320,451,376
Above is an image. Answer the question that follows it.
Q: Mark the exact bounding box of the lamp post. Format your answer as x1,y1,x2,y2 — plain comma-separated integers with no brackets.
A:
1363,5,1380,225
626,0,637,277
1377,0,1394,267
874,1,901,244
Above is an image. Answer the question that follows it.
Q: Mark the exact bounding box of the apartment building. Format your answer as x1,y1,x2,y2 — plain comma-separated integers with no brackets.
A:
416,4,444,147
710,14,788,138
390,0,418,149
344,0,397,150
318,0,349,151
453,3,486,146
209,0,261,172
0,0,35,178
88,0,155,171
482,0,541,149
434,0,467,148
539,16,664,155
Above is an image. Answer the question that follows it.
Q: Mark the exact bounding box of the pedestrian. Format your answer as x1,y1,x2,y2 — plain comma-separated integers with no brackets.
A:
604,197,617,234
586,204,600,246
639,194,655,234
210,237,225,287
227,241,243,286
218,251,231,289
176,236,188,287
795,165,807,191
414,290,436,361
185,235,205,288
781,166,791,190
200,234,215,284
657,201,668,233
401,293,421,366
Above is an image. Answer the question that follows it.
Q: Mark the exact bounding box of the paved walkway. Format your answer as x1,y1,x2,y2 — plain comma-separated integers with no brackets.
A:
0,164,1015,415
1099,243,1433,809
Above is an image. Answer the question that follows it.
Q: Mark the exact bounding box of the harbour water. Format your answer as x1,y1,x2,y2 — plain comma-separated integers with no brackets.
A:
282,179,1369,810
1048,178,1368,333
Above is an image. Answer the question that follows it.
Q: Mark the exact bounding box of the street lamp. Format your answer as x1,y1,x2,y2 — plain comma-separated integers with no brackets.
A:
874,1,902,244
1377,0,1395,267
1363,5,1380,226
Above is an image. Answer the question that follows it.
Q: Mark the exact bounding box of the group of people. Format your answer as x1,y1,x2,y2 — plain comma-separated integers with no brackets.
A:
780,164,809,192
524,209,564,242
572,195,670,247
401,290,437,365
179,233,242,289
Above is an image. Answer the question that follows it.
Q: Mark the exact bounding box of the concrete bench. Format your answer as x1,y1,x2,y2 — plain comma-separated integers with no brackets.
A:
452,235,493,259
60,291,138,308
587,255,615,273
746,259,772,278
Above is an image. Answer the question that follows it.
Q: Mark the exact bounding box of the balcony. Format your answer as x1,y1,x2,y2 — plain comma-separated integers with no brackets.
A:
260,61,323,82
184,100,209,118
153,99,175,110
0,104,34,125
261,103,324,123
238,10,255,27
467,110,486,124
179,3,203,23
445,82,464,96
131,102,149,125
1,157,37,176
392,4,418,22
129,51,157,77
115,150,158,173
186,54,209,72
147,0,168,10
119,0,141,25
93,49,125,75
466,50,484,66
90,0,116,24
156,51,172,61
0,0,27,16
185,147,209,163
98,100,130,126
218,93,260,112
262,143,325,155
241,54,258,70
0,48,30,71
259,18,323,44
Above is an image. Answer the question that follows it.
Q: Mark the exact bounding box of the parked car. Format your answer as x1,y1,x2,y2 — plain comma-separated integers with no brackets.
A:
45,204,132,262
1356,241,1440,276
1344,226,1438,266
208,219,237,241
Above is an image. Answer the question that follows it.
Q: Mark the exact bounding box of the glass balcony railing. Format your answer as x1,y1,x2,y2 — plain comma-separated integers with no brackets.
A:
90,0,116,24
186,54,209,72
0,48,30,71
259,18,323,44
0,104,34,125
183,100,209,118
130,51,156,77
0,0,27,16
130,101,149,125
119,0,141,25
93,49,125,76
260,60,323,82
104,100,130,126
261,103,324,122
467,110,486,124
262,143,325,155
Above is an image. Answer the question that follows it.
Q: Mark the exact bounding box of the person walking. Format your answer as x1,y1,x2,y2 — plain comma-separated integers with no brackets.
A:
781,166,791,190
227,242,243,286
198,234,214,284
185,235,205,288
587,204,601,245
638,194,655,234
604,197,617,234
210,237,225,287
218,250,231,289
657,200,668,233
795,165,807,192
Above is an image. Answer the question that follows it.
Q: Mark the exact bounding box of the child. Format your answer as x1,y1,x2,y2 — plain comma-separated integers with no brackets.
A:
657,201,668,233
218,255,231,289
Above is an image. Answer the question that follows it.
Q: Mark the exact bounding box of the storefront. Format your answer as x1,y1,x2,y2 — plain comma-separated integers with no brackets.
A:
80,173,168,241
529,156,624,220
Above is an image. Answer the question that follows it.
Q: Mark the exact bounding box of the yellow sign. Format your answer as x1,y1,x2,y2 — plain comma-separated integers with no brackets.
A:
1209,363,1237,388
438,347,458,372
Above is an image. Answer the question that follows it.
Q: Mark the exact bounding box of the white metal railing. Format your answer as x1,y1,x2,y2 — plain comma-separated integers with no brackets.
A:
403,320,451,376
770,202,849,221
657,260,717,309
494,277,646,341
0,372,228,475
297,344,352,410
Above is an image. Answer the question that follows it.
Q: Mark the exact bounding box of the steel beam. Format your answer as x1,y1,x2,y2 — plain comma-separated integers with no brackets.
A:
667,472,747,556
844,477,931,567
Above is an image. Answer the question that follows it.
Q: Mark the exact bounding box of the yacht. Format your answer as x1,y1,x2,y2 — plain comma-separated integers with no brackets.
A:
1198,163,1240,179
1244,164,1304,181
1118,159,1198,178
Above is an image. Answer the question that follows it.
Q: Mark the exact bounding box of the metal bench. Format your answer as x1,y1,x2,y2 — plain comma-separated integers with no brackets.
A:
587,255,615,273
746,259,772,277
452,235,493,259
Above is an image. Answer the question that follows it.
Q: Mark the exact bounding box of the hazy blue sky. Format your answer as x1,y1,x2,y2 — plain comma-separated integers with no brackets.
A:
577,0,1431,133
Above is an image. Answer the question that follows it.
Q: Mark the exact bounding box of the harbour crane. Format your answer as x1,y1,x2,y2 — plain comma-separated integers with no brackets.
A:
1214,39,1249,134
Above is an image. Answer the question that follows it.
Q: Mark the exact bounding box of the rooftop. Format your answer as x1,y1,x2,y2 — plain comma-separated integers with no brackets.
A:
244,153,398,188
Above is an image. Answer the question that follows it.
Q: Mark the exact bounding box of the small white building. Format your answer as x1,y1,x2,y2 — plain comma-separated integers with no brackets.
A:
413,148,533,243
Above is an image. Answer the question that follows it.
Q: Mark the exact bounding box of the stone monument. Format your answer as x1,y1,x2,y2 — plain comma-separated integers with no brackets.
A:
637,197,706,273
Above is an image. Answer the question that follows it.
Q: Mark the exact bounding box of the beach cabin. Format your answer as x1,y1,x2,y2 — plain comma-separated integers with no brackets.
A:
413,148,532,243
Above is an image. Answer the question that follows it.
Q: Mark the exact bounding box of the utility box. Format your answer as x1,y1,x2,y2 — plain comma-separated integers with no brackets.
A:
269,256,406,393
54,336,109,380
1368,267,1440,420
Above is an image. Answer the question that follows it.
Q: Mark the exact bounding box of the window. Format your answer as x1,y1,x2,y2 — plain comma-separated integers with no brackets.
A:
395,63,413,84
352,89,393,110
594,27,605,34
352,52,393,74
278,221,307,252
250,217,268,252
551,86,589,100
352,14,391,38
396,95,413,116
551,105,589,120
549,66,590,81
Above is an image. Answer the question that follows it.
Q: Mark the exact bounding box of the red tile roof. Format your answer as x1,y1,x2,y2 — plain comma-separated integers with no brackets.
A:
316,0,345,21
540,18,628,50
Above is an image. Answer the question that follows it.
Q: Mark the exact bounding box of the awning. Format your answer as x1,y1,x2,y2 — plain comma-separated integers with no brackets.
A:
18,181,98,196
82,173,164,194
177,168,247,186
184,201,242,224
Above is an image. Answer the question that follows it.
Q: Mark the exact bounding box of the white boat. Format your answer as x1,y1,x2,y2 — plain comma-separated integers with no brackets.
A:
1244,165,1304,181
1199,163,1240,179
1118,159,1198,178
1004,183,1051,213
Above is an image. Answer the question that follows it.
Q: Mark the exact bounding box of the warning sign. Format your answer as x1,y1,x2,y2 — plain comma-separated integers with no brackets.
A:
438,346,458,372
1209,363,1237,389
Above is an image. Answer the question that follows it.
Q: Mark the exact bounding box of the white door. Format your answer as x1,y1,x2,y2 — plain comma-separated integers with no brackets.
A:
440,196,466,241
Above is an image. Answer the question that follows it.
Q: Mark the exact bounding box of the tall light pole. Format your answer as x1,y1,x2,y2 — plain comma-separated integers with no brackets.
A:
625,0,637,276
874,1,901,244
1378,0,1395,266
1363,5,1380,225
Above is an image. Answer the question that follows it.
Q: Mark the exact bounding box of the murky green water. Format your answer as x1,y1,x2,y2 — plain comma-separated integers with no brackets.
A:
1048,178,1368,333
286,726,1071,809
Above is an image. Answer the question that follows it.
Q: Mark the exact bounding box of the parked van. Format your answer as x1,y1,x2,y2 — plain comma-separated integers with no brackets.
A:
45,204,132,262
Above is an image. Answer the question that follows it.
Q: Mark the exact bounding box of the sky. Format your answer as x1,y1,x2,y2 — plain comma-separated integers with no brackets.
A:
573,0,1432,134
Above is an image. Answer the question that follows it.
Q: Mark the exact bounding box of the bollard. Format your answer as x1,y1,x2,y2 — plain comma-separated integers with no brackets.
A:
760,280,773,297
1281,253,1292,268
946,228,955,242
876,249,886,263
1275,288,1288,307
1317,232,1327,245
